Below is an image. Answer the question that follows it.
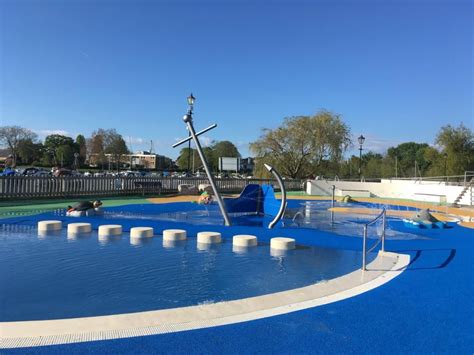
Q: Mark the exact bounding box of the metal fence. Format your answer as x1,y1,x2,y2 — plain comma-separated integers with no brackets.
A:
0,176,303,200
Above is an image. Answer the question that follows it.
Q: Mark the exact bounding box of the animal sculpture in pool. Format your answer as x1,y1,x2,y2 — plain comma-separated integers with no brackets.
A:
66,200,104,217
403,208,447,229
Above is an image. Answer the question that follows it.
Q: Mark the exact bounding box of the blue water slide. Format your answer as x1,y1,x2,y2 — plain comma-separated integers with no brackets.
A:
225,184,262,213
224,183,281,219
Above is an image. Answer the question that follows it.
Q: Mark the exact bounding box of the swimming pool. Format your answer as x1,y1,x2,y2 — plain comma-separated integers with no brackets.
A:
0,225,376,322
0,195,469,352
0,198,422,349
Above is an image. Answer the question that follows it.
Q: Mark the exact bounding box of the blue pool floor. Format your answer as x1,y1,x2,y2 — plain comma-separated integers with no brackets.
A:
2,202,473,353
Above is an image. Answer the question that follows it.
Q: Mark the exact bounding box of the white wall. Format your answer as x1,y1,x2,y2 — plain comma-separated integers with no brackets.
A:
306,178,472,206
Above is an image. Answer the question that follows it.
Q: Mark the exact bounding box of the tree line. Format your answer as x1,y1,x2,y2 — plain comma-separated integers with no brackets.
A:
0,126,242,172
0,127,147,169
250,110,473,179
1,112,472,178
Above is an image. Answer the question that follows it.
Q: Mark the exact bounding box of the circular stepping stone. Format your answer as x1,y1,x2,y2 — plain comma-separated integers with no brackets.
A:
270,237,295,250
197,231,222,244
98,224,122,236
67,223,92,234
130,227,154,238
38,220,62,231
233,234,258,247
163,229,187,241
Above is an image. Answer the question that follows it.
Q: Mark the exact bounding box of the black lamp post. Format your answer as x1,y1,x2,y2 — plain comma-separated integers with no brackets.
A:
186,93,195,175
358,134,365,179
74,152,79,170
444,153,448,180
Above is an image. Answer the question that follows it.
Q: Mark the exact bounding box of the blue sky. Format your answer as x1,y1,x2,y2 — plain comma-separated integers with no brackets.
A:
0,0,472,159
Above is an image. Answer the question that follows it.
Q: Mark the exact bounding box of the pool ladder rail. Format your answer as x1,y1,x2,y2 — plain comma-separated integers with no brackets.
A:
362,208,387,271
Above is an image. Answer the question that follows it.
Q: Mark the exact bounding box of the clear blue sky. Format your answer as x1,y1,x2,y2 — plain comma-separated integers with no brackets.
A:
0,0,472,159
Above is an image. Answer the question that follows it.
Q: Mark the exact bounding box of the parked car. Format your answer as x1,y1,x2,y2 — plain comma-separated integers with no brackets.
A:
34,170,50,176
20,167,51,176
0,168,16,176
20,167,40,176
52,168,73,177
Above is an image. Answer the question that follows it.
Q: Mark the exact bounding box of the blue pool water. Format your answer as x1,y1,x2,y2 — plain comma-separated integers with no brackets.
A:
0,199,430,323
96,201,423,240
0,225,374,322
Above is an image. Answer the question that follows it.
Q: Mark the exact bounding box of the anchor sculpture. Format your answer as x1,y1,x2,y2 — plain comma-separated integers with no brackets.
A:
172,94,231,226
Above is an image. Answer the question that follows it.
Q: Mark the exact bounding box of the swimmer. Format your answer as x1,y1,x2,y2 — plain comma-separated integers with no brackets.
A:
198,192,213,205
67,200,102,213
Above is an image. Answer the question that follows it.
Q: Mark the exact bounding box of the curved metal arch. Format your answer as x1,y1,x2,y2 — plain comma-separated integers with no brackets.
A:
264,164,287,229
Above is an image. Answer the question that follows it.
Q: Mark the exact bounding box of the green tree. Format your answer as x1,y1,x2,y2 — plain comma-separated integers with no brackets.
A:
176,147,214,172
250,110,351,178
17,139,44,165
210,141,240,172
55,145,75,167
75,134,87,167
423,146,445,176
43,134,76,167
387,142,430,177
176,147,194,171
362,152,384,178
0,126,37,166
435,123,474,175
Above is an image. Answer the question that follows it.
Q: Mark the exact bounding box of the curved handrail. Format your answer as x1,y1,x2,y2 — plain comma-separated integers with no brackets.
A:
365,208,386,227
362,208,387,271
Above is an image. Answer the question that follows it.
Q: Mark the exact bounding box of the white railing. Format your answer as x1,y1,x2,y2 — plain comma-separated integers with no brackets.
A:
0,176,303,200
362,208,387,271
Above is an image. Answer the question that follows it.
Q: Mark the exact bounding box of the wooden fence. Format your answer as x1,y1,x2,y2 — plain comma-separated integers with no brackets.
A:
0,176,303,200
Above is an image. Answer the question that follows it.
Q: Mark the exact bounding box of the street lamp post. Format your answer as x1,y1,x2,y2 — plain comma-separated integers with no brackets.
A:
186,94,194,176
74,152,79,170
444,153,448,181
358,134,365,180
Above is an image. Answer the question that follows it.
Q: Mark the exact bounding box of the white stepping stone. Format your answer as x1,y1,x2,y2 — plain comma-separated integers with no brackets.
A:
197,231,222,244
130,227,154,238
163,229,187,241
233,234,258,247
67,223,92,234
38,220,62,231
98,224,122,236
270,237,296,250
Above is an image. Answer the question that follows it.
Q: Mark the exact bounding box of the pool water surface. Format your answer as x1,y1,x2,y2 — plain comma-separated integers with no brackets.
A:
0,226,375,322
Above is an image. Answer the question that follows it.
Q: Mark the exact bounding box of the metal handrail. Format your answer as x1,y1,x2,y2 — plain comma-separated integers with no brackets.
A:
362,208,386,271
464,172,474,186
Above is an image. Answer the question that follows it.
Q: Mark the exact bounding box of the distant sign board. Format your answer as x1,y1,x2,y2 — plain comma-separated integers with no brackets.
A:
218,157,240,172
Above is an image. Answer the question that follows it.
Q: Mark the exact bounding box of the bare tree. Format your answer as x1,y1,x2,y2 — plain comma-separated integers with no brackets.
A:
0,126,37,166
